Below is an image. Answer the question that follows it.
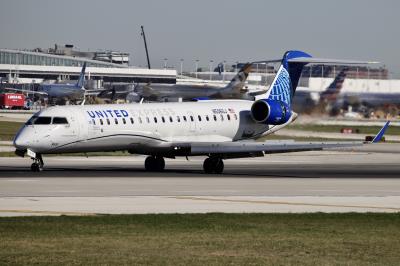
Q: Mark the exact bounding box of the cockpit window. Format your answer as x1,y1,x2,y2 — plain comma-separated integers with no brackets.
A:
25,116,38,125
53,117,68,124
34,117,52,125
26,116,52,125
25,116,68,125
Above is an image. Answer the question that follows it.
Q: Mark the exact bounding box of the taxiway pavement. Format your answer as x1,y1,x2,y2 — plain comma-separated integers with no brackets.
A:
0,144,399,215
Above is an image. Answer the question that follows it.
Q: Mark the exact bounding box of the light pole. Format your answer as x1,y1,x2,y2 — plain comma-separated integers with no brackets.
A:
209,60,214,81
163,58,168,69
180,59,184,75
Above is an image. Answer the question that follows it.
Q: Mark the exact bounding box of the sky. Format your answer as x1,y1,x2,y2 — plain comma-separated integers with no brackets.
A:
0,0,399,76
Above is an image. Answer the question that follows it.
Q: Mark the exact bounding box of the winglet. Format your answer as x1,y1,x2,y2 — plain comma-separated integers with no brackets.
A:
372,121,390,143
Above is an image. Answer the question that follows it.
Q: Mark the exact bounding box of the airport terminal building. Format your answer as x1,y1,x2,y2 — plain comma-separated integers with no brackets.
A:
0,45,176,84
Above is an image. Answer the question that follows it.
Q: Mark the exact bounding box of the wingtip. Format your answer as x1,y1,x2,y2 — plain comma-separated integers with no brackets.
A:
372,121,390,143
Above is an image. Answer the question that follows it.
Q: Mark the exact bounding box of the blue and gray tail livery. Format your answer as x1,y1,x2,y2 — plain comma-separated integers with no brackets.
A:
76,62,87,88
320,68,348,101
259,50,312,107
255,50,374,106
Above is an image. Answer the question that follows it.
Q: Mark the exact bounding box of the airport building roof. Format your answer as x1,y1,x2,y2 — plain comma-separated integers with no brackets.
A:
0,48,126,68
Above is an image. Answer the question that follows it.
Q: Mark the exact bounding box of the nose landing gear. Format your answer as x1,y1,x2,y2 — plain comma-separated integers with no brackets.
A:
144,156,165,172
30,154,44,172
203,157,224,174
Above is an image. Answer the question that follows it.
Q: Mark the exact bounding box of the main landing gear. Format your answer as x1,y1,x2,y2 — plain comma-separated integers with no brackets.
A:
203,157,224,174
145,156,165,172
144,155,225,174
30,154,44,172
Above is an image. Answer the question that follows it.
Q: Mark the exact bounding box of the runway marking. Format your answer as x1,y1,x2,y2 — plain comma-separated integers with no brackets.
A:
0,209,96,216
171,196,400,211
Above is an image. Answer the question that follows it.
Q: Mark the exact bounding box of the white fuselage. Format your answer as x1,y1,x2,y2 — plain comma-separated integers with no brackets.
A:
14,100,272,155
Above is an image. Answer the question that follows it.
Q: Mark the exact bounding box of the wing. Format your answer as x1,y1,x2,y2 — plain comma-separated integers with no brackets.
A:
177,141,363,158
154,122,390,159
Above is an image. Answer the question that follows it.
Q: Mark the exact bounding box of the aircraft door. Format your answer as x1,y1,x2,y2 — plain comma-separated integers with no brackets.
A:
88,116,101,138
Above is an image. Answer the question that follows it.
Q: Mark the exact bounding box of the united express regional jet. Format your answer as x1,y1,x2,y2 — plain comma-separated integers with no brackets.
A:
13,51,389,173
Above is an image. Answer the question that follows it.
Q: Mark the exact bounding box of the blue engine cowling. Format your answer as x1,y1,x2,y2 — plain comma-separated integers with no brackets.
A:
250,99,292,125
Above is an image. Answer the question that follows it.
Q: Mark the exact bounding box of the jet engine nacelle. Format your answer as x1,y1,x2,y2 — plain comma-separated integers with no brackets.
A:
250,99,292,125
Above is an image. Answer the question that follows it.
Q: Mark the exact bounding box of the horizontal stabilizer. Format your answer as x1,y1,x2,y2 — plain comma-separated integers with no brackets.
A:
253,58,379,65
287,57,379,65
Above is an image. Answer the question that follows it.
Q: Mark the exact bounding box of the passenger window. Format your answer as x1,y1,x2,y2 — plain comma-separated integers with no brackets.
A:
114,118,118,125
100,119,104,125
220,114,224,121
177,116,180,122
234,114,238,120
154,117,158,123
130,117,134,124
206,115,209,121
139,117,142,124
198,115,202,122
183,116,187,122
122,118,126,124
53,117,68,124
33,116,52,125
190,116,194,122
213,115,217,121
162,117,165,123
107,119,110,125
146,117,150,123
92,119,96,125
169,116,173,122
227,114,231,121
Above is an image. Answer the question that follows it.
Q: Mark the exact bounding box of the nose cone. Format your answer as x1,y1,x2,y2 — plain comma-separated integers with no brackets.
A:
13,127,30,150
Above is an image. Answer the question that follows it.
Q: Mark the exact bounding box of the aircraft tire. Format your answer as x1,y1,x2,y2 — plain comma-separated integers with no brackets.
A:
203,157,224,174
214,159,224,174
145,156,156,171
30,163,43,172
145,156,165,172
155,156,165,171
203,158,214,174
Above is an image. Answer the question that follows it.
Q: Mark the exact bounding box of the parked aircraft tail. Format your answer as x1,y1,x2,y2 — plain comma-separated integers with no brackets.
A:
76,62,87,88
320,68,348,102
222,63,252,95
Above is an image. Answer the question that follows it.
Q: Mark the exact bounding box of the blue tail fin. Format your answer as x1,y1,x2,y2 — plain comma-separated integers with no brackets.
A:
76,62,87,88
320,67,348,101
258,50,311,107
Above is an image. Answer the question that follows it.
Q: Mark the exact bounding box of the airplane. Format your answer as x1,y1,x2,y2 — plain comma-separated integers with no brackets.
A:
13,50,389,173
324,80,400,117
7,63,89,104
292,68,348,113
97,63,253,102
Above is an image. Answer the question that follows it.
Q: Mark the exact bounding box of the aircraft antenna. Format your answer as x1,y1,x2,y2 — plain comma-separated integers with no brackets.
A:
141,25,151,69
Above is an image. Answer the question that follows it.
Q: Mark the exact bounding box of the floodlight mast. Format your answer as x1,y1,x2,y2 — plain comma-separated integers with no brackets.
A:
141,25,151,69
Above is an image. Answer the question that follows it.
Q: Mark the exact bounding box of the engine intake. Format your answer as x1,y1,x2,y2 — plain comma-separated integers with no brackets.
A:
251,99,292,125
